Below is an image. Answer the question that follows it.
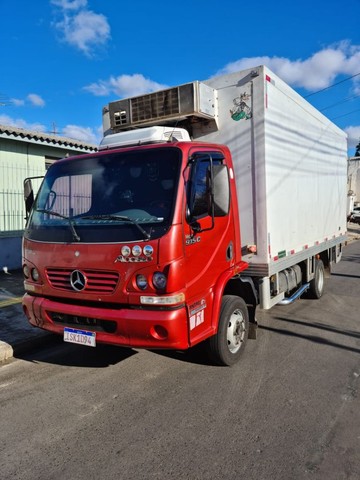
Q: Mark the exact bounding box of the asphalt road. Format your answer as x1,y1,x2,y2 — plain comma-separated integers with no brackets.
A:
0,241,359,480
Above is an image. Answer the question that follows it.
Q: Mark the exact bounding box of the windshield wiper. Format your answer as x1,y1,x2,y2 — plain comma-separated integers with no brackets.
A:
80,214,151,240
35,209,81,242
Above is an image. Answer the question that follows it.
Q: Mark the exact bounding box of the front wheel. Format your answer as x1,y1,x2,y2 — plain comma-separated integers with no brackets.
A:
207,295,249,366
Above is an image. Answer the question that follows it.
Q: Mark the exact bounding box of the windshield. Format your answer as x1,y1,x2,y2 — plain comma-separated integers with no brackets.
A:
25,147,181,243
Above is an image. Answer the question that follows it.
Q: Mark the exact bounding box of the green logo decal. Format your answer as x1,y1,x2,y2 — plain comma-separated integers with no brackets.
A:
230,93,252,121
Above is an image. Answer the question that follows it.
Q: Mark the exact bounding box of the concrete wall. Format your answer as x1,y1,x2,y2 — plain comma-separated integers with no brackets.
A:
0,235,22,271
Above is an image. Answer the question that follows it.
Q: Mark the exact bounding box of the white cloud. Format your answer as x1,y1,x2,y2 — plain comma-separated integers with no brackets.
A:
84,74,168,98
8,95,44,107
51,0,87,10
27,93,45,107
345,126,360,150
52,0,111,57
59,10,110,56
10,98,25,106
353,79,360,96
0,114,46,132
62,124,99,144
216,42,360,91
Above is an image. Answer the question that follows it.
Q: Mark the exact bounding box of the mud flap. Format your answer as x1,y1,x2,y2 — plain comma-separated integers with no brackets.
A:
248,319,258,340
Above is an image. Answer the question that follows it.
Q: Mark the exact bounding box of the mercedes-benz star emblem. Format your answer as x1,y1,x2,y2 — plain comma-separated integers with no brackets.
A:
70,270,87,291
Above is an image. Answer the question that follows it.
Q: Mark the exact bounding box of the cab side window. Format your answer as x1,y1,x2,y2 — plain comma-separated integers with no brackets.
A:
187,152,223,220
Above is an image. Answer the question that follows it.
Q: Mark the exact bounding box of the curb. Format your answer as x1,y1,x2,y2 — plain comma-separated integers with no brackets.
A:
0,340,13,363
0,332,57,364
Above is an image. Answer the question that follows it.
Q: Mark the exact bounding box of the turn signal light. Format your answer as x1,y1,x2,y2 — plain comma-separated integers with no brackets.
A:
140,293,185,306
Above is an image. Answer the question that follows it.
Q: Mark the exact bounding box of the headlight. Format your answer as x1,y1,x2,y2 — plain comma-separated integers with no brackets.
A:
23,264,30,279
153,272,167,290
31,268,40,281
136,274,148,290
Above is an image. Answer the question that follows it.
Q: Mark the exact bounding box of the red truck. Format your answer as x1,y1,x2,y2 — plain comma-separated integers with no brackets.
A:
22,66,347,365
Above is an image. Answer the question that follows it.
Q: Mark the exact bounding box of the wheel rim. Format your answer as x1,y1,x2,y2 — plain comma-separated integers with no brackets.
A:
227,308,247,354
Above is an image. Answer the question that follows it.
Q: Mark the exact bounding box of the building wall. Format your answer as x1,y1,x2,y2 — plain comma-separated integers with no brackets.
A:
0,133,96,271
0,139,45,232
348,158,360,205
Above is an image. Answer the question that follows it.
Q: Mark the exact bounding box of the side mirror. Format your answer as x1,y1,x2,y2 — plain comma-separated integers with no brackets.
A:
24,178,34,218
211,165,230,217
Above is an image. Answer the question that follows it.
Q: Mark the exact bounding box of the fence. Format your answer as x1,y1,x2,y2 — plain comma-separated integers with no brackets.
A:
0,189,25,232
0,161,44,234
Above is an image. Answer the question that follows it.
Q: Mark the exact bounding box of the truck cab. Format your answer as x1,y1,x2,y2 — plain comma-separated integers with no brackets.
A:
23,129,251,365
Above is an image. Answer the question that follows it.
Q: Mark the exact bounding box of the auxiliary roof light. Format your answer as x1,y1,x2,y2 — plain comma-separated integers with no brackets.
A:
121,245,131,257
132,245,142,257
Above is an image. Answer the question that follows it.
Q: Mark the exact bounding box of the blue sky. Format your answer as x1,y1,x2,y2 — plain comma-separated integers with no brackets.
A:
1,0,360,154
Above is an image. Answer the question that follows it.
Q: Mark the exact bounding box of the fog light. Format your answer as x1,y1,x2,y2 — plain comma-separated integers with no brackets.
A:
150,325,168,340
136,274,148,290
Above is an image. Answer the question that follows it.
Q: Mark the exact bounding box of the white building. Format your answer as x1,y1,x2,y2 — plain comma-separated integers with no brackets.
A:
348,157,360,206
0,125,97,270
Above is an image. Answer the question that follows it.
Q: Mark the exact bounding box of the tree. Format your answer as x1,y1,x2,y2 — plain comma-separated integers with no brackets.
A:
355,140,360,157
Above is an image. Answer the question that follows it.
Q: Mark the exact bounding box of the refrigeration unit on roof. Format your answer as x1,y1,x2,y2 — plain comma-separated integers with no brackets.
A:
107,81,217,132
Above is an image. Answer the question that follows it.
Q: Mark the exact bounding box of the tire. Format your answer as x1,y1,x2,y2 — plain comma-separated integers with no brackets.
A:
308,259,325,299
208,295,249,366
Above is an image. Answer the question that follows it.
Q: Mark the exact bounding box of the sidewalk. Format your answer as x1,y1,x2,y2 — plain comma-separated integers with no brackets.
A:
1,223,360,363
0,269,54,362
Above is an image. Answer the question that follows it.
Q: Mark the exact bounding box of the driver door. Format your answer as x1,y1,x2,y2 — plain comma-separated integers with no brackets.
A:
184,150,234,344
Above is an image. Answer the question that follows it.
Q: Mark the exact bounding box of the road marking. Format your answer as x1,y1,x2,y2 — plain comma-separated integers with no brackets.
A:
0,297,23,308
0,381,15,389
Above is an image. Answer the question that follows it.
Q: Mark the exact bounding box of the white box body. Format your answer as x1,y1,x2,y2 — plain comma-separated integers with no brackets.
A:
194,66,347,274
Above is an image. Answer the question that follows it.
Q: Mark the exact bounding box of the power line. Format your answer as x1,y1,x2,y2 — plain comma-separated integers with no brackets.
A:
330,107,360,121
320,92,360,112
304,72,360,98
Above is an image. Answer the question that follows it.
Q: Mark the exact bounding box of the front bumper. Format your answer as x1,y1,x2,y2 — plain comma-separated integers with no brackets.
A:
22,294,190,350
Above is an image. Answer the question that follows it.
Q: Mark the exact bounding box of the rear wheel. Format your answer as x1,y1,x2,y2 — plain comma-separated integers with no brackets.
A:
208,295,249,366
308,259,325,299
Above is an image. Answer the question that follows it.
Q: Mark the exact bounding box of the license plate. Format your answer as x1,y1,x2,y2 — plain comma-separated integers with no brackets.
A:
63,327,96,347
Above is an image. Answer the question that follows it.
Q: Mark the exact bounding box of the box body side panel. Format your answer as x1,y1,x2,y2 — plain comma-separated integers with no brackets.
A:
198,66,347,266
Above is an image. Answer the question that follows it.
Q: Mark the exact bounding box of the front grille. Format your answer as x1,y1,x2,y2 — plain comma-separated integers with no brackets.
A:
48,311,117,333
46,268,119,293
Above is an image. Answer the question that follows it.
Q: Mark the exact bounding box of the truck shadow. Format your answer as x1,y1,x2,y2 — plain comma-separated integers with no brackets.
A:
339,253,360,264
259,316,360,354
148,342,228,367
15,335,218,367
16,337,137,368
